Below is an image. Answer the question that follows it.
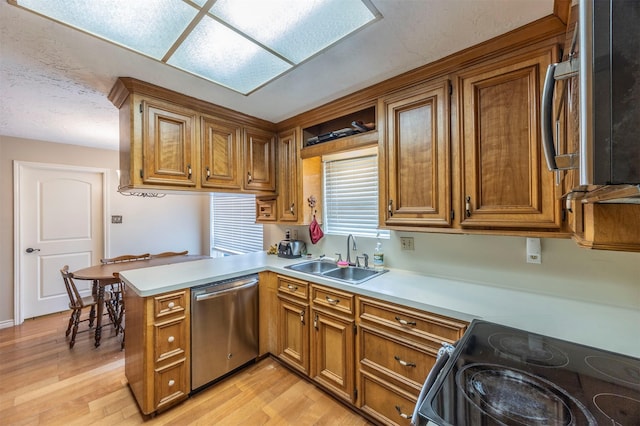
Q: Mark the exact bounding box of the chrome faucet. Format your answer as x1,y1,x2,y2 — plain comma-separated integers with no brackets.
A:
346,234,357,266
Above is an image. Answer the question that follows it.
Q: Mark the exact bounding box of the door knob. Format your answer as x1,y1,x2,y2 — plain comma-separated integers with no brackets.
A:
26,248,40,253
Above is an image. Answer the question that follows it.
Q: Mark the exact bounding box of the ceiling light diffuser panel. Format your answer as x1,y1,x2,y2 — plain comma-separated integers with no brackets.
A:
10,0,380,94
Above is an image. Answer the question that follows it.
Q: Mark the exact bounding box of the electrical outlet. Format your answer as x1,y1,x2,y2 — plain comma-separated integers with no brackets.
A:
400,237,414,250
111,215,122,224
526,238,541,264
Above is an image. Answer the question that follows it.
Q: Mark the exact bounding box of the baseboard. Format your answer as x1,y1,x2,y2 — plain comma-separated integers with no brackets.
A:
0,319,16,329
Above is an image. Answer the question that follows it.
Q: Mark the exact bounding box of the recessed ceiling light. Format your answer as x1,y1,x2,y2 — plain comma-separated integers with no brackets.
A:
9,0,381,95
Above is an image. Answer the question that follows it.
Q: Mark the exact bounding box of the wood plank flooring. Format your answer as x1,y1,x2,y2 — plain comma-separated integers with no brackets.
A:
0,312,372,425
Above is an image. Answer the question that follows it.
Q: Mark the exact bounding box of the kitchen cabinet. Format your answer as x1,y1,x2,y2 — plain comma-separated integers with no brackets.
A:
124,288,190,415
457,44,562,230
356,296,467,426
310,285,356,403
381,78,451,227
108,77,276,194
138,95,198,188
276,128,299,222
276,275,310,375
200,115,242,190
258,271,278,356
244,127,276,192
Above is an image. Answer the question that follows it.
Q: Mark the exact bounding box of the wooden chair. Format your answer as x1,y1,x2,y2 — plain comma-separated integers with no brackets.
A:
60,265,116,349
150,250,188,258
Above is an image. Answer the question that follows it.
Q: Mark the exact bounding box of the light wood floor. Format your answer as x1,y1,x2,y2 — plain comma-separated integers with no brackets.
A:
0,312,372,425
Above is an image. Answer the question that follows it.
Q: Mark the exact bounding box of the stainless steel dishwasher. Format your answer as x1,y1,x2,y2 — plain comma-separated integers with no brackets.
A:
190,274,259,391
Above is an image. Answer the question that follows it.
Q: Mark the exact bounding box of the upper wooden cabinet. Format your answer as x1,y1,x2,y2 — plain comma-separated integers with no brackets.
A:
381,78,451,228
276,128,299,222
244,127,276,192
200,116,241,190
109,77,276,194
140,98,198,188
457,45,562,230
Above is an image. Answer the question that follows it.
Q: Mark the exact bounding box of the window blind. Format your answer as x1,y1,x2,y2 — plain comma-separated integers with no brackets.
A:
211,193,263,255
323,154,388,238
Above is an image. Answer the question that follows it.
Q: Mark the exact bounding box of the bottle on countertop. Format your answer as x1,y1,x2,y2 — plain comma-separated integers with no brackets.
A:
373,233,384,270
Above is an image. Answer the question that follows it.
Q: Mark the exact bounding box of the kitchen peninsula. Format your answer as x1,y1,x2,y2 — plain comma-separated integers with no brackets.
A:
119,251,640,418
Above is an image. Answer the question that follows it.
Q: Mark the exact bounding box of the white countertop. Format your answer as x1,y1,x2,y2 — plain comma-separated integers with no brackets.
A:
119,251,640,358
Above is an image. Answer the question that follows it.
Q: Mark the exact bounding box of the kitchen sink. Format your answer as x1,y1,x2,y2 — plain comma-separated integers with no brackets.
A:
284,260,387,285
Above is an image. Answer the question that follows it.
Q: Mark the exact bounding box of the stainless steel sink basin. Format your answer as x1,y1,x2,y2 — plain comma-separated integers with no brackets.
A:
287,260,339,274
284,260,387,285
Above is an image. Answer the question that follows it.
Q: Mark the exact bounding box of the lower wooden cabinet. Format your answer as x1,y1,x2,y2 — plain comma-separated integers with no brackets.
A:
310,285,356,403
277,295,310,375
124,289,190,415
359,370,416,426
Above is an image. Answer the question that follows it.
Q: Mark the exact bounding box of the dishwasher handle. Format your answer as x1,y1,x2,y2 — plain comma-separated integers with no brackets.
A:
194,278,258,302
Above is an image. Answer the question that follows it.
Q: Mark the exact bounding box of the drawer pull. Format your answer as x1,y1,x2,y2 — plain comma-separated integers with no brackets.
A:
394,316,416,326
314,313,318,329
325,296,340,305
287,284,298,292
168,379,175,387
394,355,416,368
168,336,175,343
395,405,411,419
167,302,175,309
300,309,305,324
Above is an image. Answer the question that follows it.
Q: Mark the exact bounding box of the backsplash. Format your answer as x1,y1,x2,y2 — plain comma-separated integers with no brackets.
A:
264,224,640,311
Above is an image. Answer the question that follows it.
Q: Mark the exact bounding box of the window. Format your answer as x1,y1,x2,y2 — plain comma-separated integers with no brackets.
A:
211,193,263,256
323,148,389,238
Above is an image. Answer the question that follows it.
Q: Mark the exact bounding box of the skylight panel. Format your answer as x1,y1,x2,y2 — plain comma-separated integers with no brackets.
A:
10,0,381,94
16,0,197,60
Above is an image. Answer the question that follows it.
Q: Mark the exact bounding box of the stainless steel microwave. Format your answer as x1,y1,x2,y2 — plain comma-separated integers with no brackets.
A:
542,0,640,203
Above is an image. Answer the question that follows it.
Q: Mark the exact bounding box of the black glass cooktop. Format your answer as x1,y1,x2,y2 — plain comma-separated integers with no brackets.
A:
419,320,640,425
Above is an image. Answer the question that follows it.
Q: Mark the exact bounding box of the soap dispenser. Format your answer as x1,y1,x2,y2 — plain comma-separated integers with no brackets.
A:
373,233,384,270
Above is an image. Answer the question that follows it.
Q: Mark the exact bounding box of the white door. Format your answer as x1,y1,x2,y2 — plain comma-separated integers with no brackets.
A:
15,162,107,321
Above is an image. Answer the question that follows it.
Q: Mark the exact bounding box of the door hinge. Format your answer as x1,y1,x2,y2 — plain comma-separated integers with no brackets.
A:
353,323,357,335
450,210,455,220
353,388,358,400
449,82,453,96
139,103,143,114
139,169,143,178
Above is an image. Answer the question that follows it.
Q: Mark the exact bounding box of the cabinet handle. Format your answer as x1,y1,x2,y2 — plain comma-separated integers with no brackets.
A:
168,336,175,343
287,284,298,292
168,379,175,387
388,199,394,217
300,309,305,324
314,313,318,329
205,166,210,181
290,203,295,214
394,316,416,326
394,355,416,367
167,302,175,309
465,196,471,217
325,296,339,305
395,405,411,419
247,172,253,184
187,165,192,179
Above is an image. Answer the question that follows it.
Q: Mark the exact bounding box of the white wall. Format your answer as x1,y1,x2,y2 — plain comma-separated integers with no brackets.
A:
265,224,640,311
0,136,209,323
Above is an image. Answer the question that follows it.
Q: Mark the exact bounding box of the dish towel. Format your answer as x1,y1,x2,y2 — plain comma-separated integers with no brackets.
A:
309,215,324,244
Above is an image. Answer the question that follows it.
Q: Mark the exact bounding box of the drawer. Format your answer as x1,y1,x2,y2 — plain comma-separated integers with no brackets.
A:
311,285,354,316
154,358,188,410
277,275,309,301
154,291,187,320
155,318,186,364
359,371,416,426
360,325,437,391
358,297,467,344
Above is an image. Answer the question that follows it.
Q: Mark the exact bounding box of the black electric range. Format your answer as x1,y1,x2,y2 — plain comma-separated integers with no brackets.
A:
417,319,640,425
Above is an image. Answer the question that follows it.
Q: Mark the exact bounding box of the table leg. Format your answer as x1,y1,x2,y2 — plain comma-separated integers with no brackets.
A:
95,283,105,347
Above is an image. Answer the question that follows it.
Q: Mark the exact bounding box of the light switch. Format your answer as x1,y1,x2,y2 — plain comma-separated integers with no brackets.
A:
526,238,541,264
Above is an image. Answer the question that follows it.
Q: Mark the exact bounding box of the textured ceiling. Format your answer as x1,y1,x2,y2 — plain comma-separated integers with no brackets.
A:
0,0,553,151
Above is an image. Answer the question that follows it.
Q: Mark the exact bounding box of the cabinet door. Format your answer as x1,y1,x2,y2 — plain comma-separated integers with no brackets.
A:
200,116,241,189
277,128,299,222
277,296,309,375
140,97,197,187
382,79,451,227
458,47,561,229
311,309,355,403
244,127,276,192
